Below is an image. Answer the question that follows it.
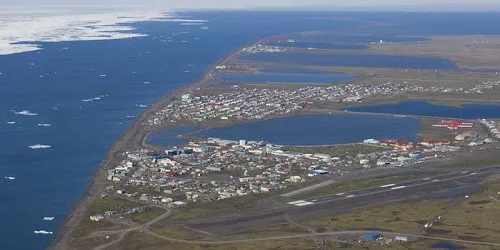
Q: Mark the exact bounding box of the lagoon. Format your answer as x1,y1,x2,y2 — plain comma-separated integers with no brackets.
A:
217,72,355,84
197,114,420,145
346,100,500,119
243,52,456,70
268,41,367,50
147,126,200,148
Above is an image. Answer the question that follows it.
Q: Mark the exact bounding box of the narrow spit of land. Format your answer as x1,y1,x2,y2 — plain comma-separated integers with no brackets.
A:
48,36,269,250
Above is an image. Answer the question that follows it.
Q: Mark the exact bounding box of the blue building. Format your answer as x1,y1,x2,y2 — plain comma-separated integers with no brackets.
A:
312,169,330,175
363,232,382,241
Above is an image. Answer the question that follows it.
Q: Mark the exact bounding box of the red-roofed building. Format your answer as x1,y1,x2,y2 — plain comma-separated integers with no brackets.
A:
433,120,474,130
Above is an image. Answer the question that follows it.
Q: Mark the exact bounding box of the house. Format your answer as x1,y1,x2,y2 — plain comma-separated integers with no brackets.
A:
363,232,382,241
312,169,329,175
394,235,409,242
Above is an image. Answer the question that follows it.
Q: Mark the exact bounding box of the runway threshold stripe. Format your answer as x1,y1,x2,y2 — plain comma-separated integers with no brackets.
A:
380,183,396,188
391,186,406,190
287,200,307,205
294,201,314,206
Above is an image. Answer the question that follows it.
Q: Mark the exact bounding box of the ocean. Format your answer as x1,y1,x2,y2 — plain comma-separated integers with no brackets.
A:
2,11,500,250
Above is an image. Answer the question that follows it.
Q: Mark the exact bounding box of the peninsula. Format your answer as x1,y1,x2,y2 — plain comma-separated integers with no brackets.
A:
51,21,500,250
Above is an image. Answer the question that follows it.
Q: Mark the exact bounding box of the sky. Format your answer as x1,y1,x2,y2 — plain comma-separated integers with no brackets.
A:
1,0,500,11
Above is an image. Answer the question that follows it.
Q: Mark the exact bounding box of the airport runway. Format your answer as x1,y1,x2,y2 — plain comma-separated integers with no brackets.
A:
285,165,500,207
186,165,500,234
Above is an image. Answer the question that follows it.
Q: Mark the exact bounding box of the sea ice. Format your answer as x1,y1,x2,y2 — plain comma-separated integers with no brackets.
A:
12,110,38,116
29,144,52,149
0,10,171,56
34,230,53,235
82,95,108,102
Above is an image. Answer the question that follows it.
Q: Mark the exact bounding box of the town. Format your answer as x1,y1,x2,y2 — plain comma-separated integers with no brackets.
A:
91,116,500,222
146,78,500,126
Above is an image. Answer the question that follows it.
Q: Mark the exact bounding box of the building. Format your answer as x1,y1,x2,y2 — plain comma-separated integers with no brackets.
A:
312,169,329,175
207,167,224,172
394,235,409,242
433,120,474,130
363,232,382,241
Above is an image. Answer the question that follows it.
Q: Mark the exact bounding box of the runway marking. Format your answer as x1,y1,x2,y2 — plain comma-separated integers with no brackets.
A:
380,183,396,188
287,200,315,206
294,201,315,206
287,200,307,205
336,193,345,196
346,195,356,198
391,186,406,190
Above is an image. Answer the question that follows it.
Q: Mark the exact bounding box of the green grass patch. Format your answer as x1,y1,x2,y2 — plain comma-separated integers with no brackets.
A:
170,190,285,220
128,207,165,224
73,196,141,237
151,226,204,240
417,117,457,141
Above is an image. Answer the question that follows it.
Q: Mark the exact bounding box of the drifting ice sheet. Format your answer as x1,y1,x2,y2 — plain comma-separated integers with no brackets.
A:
0,10,171,55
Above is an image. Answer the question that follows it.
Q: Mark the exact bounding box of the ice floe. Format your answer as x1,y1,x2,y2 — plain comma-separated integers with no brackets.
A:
0,10,171,56
34,230,53,235
167,18,207,23
12,110,38,116
29,144,52,149
4,176,15,180
82,95,108,102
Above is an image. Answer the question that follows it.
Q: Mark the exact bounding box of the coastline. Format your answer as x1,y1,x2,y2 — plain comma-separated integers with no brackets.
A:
48,29,500,249
48,36,269,249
